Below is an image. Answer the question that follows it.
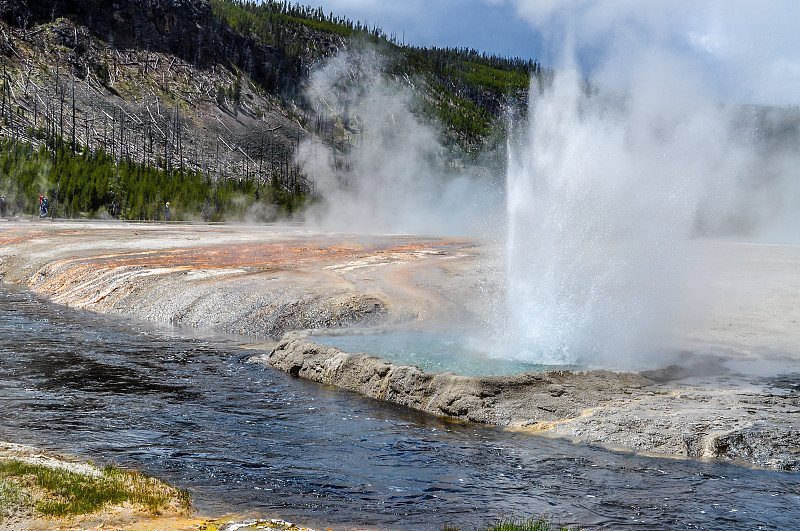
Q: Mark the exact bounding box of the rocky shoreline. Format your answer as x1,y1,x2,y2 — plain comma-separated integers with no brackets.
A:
1,220,799,472
254,332,800,471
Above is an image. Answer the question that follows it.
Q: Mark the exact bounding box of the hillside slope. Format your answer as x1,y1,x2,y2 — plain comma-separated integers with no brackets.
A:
0,0,540,220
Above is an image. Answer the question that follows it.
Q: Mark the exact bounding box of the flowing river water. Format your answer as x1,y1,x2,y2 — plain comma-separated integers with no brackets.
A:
1,285,798,530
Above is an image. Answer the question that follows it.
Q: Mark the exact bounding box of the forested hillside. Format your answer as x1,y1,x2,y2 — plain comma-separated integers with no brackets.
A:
209,0,546,156
0,0,542,220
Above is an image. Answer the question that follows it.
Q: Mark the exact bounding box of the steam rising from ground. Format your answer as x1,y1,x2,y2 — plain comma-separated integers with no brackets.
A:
296,51,500,236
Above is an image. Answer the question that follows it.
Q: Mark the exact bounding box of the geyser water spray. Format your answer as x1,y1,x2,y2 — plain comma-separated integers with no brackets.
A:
501,64,750,369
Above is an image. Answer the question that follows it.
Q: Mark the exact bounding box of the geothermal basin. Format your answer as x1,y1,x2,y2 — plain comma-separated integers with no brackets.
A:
1,220,799,473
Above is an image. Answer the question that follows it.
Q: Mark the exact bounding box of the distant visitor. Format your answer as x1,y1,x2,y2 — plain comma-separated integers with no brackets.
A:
165,201,171,222
0,194,6,217
38,195,48,218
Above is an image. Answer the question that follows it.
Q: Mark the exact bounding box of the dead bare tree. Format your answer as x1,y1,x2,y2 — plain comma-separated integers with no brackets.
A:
71,67,76,153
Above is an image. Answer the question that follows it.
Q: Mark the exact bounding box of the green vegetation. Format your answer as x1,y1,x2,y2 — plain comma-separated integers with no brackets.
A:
0,458,190,521
210,0,544,152
0,0,549,221
402,46,538,99
416,80,495,142
211,0,389,56
0,475,31,521
0,136,304,221
446,517,581,531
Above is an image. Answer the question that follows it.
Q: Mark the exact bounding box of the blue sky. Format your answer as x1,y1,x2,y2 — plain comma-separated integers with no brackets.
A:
303,0,548,62
295,0,800,106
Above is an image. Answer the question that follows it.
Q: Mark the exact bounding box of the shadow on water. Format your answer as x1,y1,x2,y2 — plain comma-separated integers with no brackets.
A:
0,285,798,530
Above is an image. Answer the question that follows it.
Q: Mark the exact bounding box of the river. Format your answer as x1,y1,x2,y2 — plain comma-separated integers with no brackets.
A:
0,285,797,530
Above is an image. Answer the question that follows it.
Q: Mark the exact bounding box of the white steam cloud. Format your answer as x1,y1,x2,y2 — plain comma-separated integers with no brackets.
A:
502,66,752,368
497,2,800,368
297,51,500,236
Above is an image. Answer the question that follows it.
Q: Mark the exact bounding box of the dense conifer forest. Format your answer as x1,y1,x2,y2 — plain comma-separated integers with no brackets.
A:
0,136,301,220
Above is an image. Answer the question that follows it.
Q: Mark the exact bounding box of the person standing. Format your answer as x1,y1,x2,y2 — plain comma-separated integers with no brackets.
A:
38,195,49,218
0,194,6,217
164,201,171,222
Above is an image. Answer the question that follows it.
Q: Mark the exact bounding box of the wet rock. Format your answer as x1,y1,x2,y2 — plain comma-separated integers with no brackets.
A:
252,333,800,472
704,426,800,471
255,334,650,426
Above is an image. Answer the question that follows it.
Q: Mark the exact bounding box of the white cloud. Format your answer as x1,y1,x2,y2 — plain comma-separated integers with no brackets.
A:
306,0,800,104
499,0,800,104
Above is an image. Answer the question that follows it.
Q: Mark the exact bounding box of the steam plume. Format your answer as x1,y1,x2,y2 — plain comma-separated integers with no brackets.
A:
296,51,501,236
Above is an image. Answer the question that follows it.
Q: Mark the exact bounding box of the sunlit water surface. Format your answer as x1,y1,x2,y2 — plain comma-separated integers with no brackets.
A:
1,286,798,530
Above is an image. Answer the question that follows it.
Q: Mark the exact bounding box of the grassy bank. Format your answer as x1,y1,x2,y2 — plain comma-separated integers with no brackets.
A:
0,459,190,518
0,443,191,529
469,519,580,531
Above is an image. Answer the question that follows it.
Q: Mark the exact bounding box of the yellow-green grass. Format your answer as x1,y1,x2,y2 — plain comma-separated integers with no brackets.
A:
0,457,190,522
446,517,581,531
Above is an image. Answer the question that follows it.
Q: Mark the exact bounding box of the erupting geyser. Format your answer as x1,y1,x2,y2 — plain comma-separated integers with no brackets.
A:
502,63,750,369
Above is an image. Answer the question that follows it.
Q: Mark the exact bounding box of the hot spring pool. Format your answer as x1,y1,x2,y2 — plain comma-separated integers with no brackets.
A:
310,330,582,376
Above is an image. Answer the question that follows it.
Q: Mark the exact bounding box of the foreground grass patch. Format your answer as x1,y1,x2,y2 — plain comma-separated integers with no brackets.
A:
1,476,33,520
0,457,190,521
446,517,581,531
